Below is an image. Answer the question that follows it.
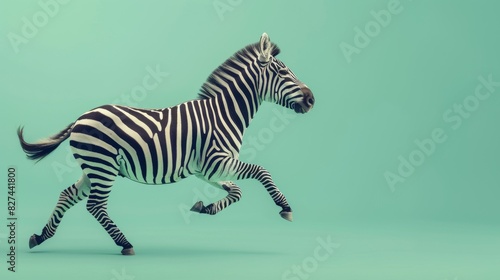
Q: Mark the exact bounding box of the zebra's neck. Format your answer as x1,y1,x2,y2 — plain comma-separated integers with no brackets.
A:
208,85,261,133
197,42,273,136
199,69,263,131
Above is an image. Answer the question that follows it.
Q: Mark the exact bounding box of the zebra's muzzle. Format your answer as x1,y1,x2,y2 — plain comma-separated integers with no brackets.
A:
294,86,315,114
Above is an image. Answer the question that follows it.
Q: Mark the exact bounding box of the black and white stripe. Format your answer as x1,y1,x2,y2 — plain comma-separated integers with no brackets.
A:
18,33,315,255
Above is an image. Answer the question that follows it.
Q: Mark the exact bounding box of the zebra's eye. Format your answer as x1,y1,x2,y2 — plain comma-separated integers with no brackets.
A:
278,68,289,76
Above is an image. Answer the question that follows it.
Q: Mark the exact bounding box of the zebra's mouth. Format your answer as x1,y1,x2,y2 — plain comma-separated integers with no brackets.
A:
294,103,307,114
292,85,314,114
293,98,314,114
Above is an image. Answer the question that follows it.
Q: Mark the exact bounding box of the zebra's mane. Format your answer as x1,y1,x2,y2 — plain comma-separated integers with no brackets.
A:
198,42,280,99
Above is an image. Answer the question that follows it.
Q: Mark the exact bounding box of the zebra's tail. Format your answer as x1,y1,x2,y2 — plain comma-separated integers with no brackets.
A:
17,122,75,162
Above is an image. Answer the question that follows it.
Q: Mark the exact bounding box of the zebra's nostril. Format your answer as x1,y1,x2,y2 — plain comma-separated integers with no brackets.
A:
307,98,314,106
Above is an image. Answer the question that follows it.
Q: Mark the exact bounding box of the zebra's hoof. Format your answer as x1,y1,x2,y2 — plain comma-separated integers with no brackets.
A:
190,201,205,213
29,234,39,249
280,211,293,222
121,247,135,255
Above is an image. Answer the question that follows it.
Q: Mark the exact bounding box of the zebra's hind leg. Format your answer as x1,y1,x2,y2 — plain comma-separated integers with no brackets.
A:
29,174,91,249
190,181,242,215
85,175,135,255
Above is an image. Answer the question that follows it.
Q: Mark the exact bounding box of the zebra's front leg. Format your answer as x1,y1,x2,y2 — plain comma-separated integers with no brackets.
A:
252,166,293,222
190,181,242,215
202,158,293,221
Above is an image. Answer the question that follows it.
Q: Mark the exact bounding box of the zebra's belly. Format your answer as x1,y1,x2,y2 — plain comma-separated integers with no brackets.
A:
116,150,195,185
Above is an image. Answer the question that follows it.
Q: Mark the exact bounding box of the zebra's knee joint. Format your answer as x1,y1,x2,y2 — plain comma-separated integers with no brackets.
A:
86,202,99,214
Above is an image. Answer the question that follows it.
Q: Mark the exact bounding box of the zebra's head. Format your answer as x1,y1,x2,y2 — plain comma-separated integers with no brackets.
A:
257,33,315,114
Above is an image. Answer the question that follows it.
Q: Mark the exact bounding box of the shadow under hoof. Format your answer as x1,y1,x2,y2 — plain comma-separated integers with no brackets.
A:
29,234,39,249
121,247,135,255
280,211,293,222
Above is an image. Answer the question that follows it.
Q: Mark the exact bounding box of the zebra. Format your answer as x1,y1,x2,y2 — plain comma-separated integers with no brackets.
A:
18,33,315,255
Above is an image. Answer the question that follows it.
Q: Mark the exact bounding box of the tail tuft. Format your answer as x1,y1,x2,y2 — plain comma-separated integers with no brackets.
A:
17,123,75,162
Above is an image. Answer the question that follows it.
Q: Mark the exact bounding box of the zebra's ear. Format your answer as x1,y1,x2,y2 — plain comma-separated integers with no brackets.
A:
258,33,271,64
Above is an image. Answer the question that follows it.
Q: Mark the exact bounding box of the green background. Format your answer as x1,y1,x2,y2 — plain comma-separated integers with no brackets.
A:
1,0,499,279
